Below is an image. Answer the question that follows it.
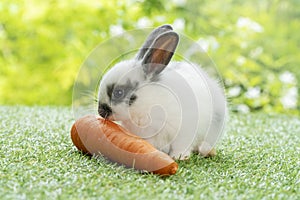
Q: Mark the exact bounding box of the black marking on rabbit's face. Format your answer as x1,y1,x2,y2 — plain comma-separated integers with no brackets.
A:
106,83,115,100
128,94,137,106
98,103,112,118
106,79,138,105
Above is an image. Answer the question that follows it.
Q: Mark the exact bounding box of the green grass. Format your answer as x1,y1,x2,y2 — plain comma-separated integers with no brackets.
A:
0,106,299,200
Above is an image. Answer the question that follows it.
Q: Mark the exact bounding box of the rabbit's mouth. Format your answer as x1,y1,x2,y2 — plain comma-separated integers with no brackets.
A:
98,103,112,119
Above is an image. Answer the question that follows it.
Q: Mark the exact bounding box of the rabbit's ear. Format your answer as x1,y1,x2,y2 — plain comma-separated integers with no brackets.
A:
142,31,179,77
136,25,173,60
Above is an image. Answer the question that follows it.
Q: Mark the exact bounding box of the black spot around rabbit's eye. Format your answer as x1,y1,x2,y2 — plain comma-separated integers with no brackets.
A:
107,83,115,100
108,80,139,105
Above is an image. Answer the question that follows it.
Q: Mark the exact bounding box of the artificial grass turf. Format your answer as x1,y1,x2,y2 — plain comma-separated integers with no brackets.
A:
0,106,299,200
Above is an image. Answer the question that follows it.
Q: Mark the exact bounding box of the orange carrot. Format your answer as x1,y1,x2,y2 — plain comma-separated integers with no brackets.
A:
70,115,178,176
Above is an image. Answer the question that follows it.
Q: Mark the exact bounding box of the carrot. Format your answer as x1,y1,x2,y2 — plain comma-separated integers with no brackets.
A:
70,115,178,176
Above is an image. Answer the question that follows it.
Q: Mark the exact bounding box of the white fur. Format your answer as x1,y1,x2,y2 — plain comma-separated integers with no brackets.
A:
98,59,227,159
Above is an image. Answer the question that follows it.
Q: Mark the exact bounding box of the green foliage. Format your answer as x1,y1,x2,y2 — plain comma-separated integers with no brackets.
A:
0,0,299,114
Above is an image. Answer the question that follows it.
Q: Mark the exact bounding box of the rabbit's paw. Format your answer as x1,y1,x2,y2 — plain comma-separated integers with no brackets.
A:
198,142,217,157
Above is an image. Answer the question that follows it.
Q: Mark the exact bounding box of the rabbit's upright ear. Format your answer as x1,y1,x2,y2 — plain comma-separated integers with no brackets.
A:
136,25,173,60
142,31,179,77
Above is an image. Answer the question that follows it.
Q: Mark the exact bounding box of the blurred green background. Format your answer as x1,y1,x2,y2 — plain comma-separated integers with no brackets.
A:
1,0,299,114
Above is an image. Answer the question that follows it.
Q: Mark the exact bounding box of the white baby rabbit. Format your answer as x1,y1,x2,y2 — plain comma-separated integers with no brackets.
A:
98,25,227,160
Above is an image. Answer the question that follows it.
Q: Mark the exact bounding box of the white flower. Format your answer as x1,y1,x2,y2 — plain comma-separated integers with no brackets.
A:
0,24,5,39
279,71,296,84
228,86,242,97
172,18,185,31
236,17,264,33
109,24,124,36
171,0,187,6
197,36,219,52
154,16,166,23
236,56,246,66
250,47,263,59
197,38,209,52
245,87,261,99
9,4,19,14
240,42,248,49
136,17,153,28
281,87,298,109
237,104,250,113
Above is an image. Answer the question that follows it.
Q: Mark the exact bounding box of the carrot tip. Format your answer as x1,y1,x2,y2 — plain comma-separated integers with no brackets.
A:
153,162,178,176
169,163,178,175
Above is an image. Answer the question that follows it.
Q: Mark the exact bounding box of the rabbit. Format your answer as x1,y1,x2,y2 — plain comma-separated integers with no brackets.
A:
97,24,227,160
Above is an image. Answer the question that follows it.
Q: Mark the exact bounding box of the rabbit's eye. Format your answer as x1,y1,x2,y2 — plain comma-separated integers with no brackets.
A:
113,88,125,99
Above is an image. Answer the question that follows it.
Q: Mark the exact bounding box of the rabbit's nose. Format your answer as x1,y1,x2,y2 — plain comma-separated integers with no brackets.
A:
98,103,112,118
